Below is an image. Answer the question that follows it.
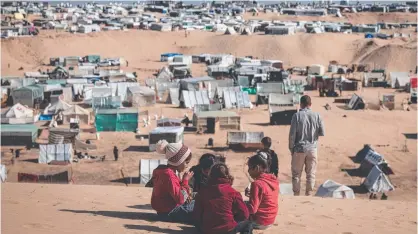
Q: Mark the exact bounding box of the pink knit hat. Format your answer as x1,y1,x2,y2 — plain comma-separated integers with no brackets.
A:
156,140,191,167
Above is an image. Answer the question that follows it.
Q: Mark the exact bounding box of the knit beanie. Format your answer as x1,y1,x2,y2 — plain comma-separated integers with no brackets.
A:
156,140,191,167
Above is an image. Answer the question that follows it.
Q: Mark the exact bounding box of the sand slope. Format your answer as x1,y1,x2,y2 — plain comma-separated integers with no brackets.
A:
2,183,417,234
1,30,416,78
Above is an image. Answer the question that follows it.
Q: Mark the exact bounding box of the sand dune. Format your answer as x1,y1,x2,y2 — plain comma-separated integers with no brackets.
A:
1,30,416,78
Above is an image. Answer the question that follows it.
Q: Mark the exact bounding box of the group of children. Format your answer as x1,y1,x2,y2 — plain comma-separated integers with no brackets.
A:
149,137,279,234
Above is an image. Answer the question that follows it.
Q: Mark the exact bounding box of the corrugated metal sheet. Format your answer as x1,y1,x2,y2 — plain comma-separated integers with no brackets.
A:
181,90,209,108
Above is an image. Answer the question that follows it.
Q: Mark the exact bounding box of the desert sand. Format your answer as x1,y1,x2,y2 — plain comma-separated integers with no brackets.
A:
2,183,417,234
1,11,417,234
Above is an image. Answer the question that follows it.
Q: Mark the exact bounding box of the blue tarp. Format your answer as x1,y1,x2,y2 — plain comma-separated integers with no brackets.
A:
365,33,374,38
39,114,53,121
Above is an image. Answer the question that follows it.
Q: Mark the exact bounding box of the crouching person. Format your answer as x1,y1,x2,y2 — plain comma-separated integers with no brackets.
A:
193,163,253,234
151,140,194,224
246,153,279,230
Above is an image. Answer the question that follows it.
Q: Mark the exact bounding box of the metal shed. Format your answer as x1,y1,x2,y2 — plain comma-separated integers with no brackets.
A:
11,85,44,108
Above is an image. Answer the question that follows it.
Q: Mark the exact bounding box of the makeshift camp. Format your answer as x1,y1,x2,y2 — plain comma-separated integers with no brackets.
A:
11,84,44,108
126,86,156,107
166,88,180,105
39,143,73,164
193,111,241,133
180,90,210,108
362,165,395,193
315,180,355,199
95,108,138,132
256,83,285,104
149,126,184,151
269,93,298,125
62,105,90,125
347,94,365,110
2,103,37,124
227,131,264,151
140,159,167,184
1,124,38,146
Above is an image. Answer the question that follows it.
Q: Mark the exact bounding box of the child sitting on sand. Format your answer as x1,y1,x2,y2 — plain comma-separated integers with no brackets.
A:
245,153,279,230
188,153,217,193
193,163,253,234
150,140,194,224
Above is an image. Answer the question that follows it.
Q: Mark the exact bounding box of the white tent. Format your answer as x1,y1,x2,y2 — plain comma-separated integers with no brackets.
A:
140,159,167,184
224,27,237,35
0,164,6,183
5,103,33,118
315,180,355,199
241,27,253,35
363,165,395,193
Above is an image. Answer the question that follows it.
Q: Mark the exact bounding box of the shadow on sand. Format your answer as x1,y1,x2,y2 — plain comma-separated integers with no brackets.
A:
127,204,153,210
124,225,197,233
60,209,159,222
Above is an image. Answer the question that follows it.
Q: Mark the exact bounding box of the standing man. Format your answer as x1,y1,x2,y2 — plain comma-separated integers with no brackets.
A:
113,146,119,161
289,95,325,196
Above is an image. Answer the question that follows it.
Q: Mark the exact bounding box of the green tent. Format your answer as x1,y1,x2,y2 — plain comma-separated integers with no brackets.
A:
95,108,138,132
241,87,256,95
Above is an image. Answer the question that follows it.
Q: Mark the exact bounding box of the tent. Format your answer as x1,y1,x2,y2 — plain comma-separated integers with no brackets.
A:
126,86,156,107
224,27,237,35
227,131,264,150
241,27,253,35
140,159,167,184
362,165,395,193
44,99,72,115
39,143,73,164
5,103,33,118
1,124,38,146
315,180,355,199
18,170,70,184
0,165,7,183
62,105,90,125
347,94,365,110
11,84,44,108
95,108,138,132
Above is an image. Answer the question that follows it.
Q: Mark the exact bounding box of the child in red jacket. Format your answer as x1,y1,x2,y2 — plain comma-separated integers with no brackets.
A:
193,163,253,234
245,153,279,229
150,140,194,224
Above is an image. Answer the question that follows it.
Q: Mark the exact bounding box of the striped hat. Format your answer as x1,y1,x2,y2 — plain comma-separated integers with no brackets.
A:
156,140,191,167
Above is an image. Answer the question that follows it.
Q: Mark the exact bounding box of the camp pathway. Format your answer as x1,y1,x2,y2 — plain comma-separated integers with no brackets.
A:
2,183,416,234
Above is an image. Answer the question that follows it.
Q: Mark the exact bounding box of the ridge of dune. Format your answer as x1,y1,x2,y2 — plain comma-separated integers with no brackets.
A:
1,30,416,78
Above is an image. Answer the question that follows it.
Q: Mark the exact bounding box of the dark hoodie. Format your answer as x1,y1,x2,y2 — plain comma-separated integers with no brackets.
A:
247,173,279,226
193,177,249,234
189,165,209,193
151,165,190,214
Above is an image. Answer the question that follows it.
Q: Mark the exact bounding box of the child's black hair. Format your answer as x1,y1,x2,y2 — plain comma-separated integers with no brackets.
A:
261,137,272,148
199,153,216,170
209,163,234,184
248,153,270,172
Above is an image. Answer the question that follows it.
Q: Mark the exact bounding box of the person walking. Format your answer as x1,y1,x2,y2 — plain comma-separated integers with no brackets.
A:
288,95,325,196
113,146,119,161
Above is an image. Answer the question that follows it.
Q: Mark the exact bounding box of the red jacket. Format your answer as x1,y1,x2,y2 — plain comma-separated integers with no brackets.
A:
151,165,189,214
247,173,279,226
193,178,249,234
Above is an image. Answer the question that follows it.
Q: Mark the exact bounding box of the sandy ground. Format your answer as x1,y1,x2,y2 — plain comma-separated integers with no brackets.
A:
2,183,417,234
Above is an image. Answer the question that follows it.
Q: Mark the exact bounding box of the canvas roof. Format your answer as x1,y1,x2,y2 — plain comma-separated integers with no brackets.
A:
96,108,138,115
195,111,239,118
315,180,355,199
150,126,184,134
45,100,72,114
62,105,90,116
5,103,33,118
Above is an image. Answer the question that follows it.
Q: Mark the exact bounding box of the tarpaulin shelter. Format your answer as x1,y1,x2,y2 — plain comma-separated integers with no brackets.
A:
2,103,37,124
140,159,167,184
227,131,264,150
362,165,395,193
180,90,210,108
347,94,365,110
1,124,38,146
389,72,410,89
44,99,71,115
126,86,156,107
95,108,138,132
315,180,355,199
39,143,73,164
62,105,90,125
269,93,298,125
157,118,182,127
18,170,70,184
223,90,251,109
11,84,44,108
0,165,6,183
48,128,80,144
149,126,184,151
166,88,180,105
